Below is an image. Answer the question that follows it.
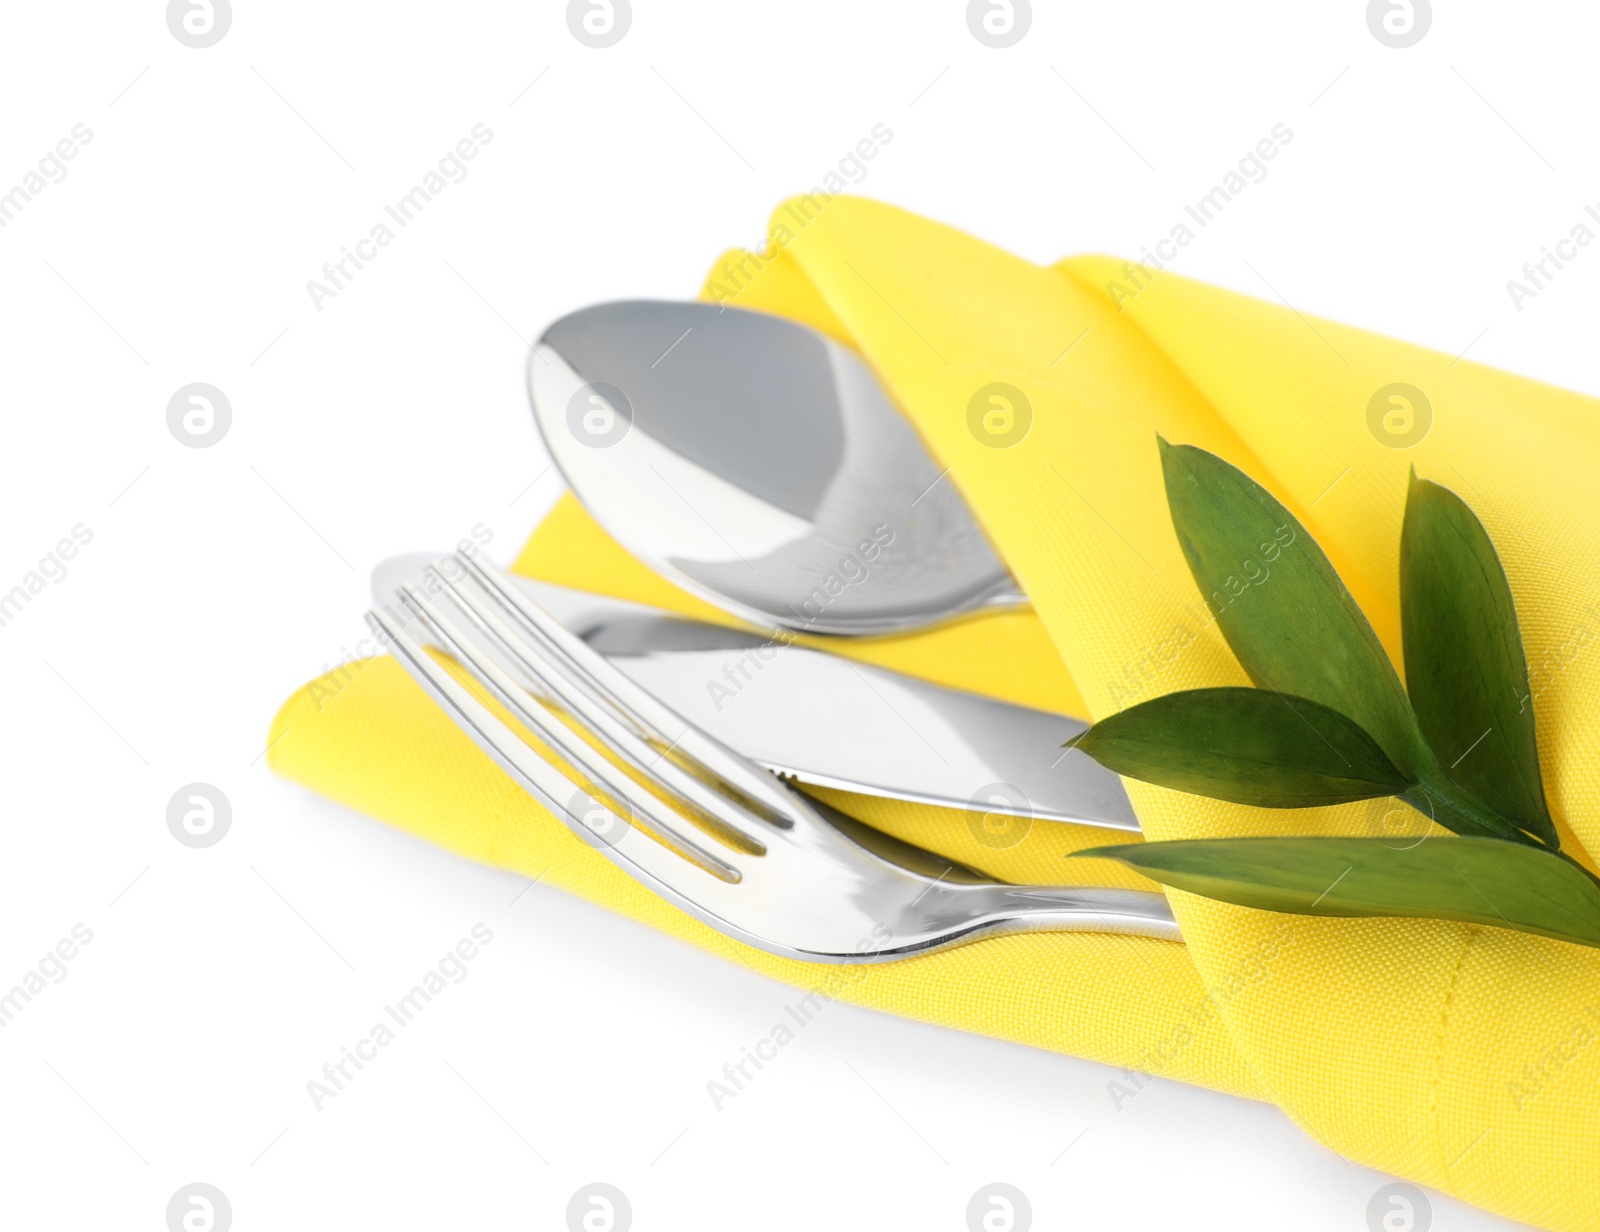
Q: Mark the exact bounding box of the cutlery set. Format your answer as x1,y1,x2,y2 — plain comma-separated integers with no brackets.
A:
369,301,1182,957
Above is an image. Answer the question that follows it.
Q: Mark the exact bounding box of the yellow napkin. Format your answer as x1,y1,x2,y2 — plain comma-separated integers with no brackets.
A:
269,197,1600,1230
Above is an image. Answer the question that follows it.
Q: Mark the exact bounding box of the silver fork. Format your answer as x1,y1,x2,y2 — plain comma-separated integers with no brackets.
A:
367,552,1181,961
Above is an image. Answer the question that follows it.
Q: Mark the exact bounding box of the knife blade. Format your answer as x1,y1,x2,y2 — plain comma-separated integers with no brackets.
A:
370,555,1139,832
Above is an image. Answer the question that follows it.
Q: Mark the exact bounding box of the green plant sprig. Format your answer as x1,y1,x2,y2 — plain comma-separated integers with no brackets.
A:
1070,438,1600,949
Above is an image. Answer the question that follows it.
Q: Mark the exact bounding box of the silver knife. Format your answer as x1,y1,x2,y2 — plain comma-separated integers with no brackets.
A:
371,555,1139,832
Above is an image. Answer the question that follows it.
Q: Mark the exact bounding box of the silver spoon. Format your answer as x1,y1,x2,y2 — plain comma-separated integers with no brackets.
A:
528,300,1028,636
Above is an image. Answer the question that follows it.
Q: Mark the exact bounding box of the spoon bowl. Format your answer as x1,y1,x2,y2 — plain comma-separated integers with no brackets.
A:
529,300,1026,635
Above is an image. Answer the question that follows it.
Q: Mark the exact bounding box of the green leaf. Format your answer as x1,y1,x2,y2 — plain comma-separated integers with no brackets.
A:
1077,836,1600,949
1401,474,1557,848
1075,688,1412,807
1158,439,1430,778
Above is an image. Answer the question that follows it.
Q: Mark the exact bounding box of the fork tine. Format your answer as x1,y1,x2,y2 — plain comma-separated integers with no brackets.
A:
366,608,749,912
420,564,776,854
400,581,756,874
377,588,739,883
365,603,606,834
454,553,805,827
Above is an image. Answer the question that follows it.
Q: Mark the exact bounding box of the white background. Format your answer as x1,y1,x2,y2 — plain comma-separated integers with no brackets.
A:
0,0,1588,1228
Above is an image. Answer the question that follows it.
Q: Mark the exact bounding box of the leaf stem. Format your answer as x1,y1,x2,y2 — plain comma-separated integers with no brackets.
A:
1396,772,1600,889
1553,847,1600,892
1402,771,1541,848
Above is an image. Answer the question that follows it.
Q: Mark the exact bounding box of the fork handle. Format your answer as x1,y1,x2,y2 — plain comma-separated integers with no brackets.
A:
932,884,1182,947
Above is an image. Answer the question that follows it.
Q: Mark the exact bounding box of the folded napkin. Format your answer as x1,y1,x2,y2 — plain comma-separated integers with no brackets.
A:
269,197,1600,1230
